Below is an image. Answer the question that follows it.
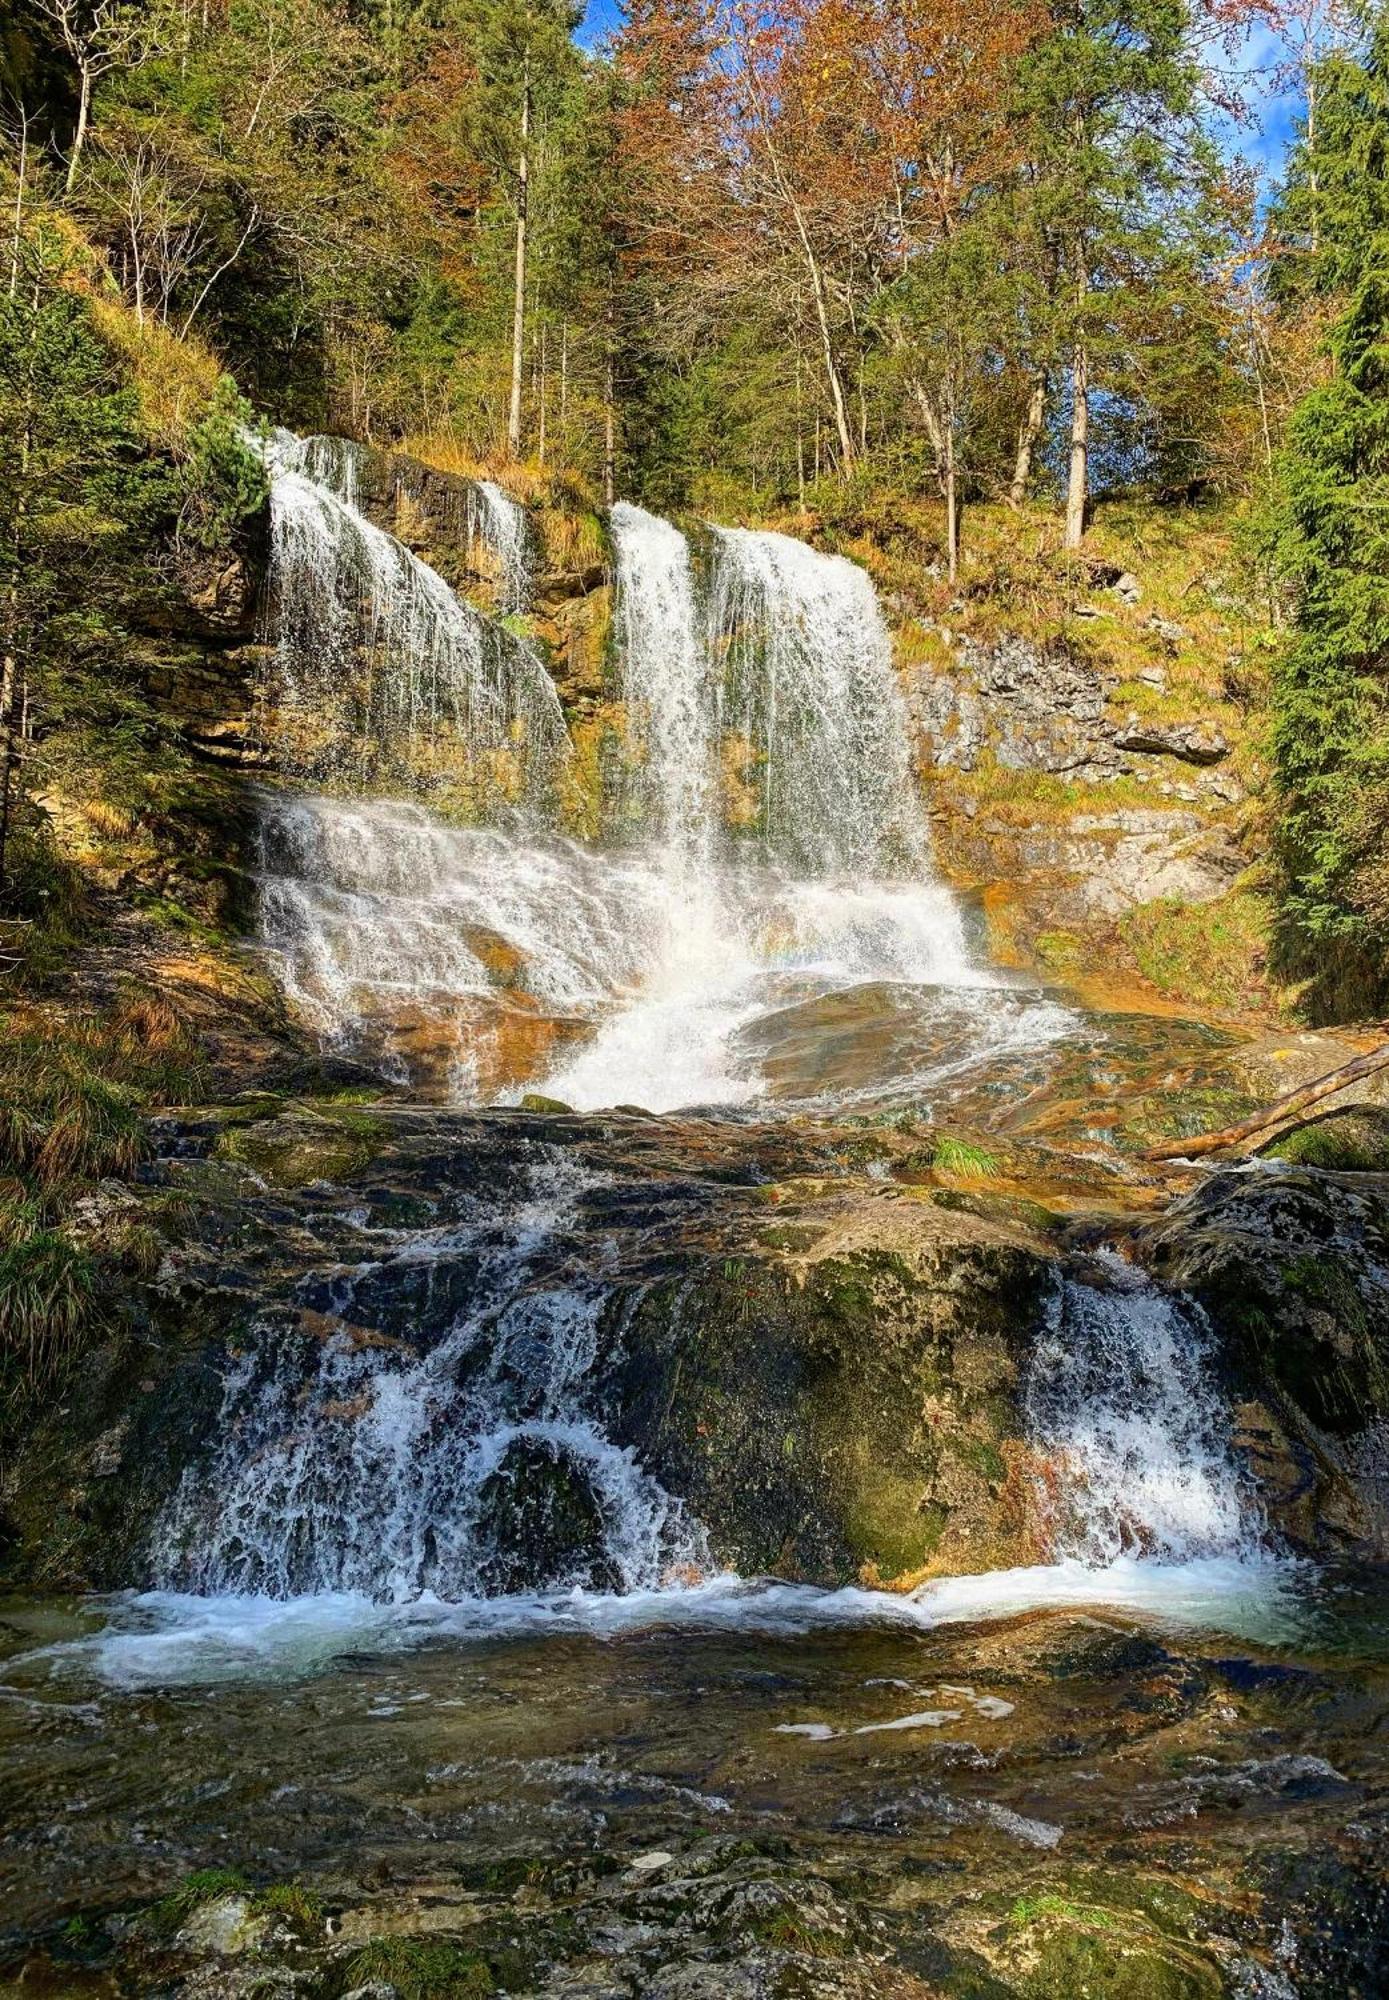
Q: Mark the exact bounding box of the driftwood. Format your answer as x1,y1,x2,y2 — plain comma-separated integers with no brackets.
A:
1144,1038,1389,1163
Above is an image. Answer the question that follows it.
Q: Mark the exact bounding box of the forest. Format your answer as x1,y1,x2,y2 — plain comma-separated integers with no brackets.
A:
1,0,1388,1009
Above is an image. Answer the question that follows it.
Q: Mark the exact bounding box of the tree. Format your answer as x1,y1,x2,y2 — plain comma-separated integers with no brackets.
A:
1262,5,1389,1011
1016,0,1219,546
30,0,166,192
450,0,583,459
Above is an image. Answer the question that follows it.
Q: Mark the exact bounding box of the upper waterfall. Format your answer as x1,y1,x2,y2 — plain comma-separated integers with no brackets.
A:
708,525,933,877
610,501,717,871
253,464,1007,1110
258,431,567,805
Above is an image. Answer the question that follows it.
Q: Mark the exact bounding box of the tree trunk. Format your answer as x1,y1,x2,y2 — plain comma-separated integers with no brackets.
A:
66,65,92,195
1064,336,1088,550
507,56,530,461
0,279,37,899
1009,370,1046,509
944,428,958,585
603,283,616,507
537,319,547,466
1144,1040,1389,1163
9,107,29,300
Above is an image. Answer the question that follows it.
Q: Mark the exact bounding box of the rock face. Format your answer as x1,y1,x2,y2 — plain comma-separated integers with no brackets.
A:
1135,1164,1389,1552
911,630,1235,793
11,1095,1389,1593
609,1199,1050,1583
941,807,1245,931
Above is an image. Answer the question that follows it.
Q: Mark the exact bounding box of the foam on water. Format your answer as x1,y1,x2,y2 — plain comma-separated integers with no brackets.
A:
24,1553,1300,1691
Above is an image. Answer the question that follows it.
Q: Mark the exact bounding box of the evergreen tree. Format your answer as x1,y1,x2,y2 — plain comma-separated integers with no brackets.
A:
1264,8,1389,1011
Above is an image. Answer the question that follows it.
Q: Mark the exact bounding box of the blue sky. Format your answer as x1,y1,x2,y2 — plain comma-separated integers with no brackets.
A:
578,0,622,48
575,4,1303,182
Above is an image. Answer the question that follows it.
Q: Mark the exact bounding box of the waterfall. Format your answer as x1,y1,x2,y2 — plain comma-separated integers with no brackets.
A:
469,478,533,615
610,501,717,869
1026,1251,1261,1565
253,484,996,1109
707,526,933,876
259,432,566,801
157,1152,703,1601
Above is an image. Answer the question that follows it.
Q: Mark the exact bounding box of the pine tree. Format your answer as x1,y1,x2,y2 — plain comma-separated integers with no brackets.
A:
1264,9,1389,1011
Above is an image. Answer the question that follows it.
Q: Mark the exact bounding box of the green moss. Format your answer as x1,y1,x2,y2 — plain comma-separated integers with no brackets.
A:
213,1108,385,1187
1002,1892,1223,1999
1261,1106,1389,1172
337,1937,496,1997
1034,930,1088,978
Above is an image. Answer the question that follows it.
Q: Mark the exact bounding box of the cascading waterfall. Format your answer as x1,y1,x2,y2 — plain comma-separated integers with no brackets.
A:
157,1153,702,1602
610,501,717,869
252,483,1066,1110
707,525,934,876
469,478,533,615
259,432,566,800
1025,1250,1261,1566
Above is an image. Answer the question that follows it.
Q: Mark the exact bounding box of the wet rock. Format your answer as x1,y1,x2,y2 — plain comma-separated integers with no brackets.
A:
607,1201,1053,1584
1136,1167,1389,1551
520,1092,576,1115
474,1436,618,1594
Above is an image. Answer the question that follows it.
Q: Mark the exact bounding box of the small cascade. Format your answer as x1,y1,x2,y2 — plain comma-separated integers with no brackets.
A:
1026,1251,1262,1565
610,502,717,869
157,1153,703,1601
469,478,533,615
707,526,933,876
259,431,566,801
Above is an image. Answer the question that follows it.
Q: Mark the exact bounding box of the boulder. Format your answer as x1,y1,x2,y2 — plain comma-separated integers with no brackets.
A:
1115,718,1228,764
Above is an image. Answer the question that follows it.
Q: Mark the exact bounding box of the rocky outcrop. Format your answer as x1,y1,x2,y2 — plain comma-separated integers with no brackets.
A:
0,1104,1058,1593
909,629,1240,801
1135,1164,1389,1552
939,805,1245,935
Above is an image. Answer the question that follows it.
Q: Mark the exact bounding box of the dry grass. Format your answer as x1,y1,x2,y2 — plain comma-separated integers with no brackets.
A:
87,294,222,450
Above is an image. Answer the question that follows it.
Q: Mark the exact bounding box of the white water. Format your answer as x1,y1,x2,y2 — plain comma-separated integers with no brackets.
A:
1027,1250,1262,1566
708,524,935,876
157,1151,703,1603
610,502,717,869
469,478,533,614
255,791,1046,1111
260,432,565,796
38,450,1287,1688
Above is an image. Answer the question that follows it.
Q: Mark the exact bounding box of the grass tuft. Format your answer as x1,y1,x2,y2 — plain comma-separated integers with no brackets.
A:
338,1937,496,1997
928,1136,1002,1181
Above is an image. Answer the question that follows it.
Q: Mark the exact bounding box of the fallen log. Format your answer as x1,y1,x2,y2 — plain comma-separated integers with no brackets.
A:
1144,1038,1389,1163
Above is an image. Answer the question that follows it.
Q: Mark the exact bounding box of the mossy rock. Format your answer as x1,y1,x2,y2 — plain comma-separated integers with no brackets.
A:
1261,1105,1389,1173
213,1107,385,1187
605,1222,1051,1584
999,1892,1225,1999
332,1936,496,1997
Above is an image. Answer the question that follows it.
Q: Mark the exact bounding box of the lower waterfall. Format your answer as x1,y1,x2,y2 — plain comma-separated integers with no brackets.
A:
156,1152,702,1603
